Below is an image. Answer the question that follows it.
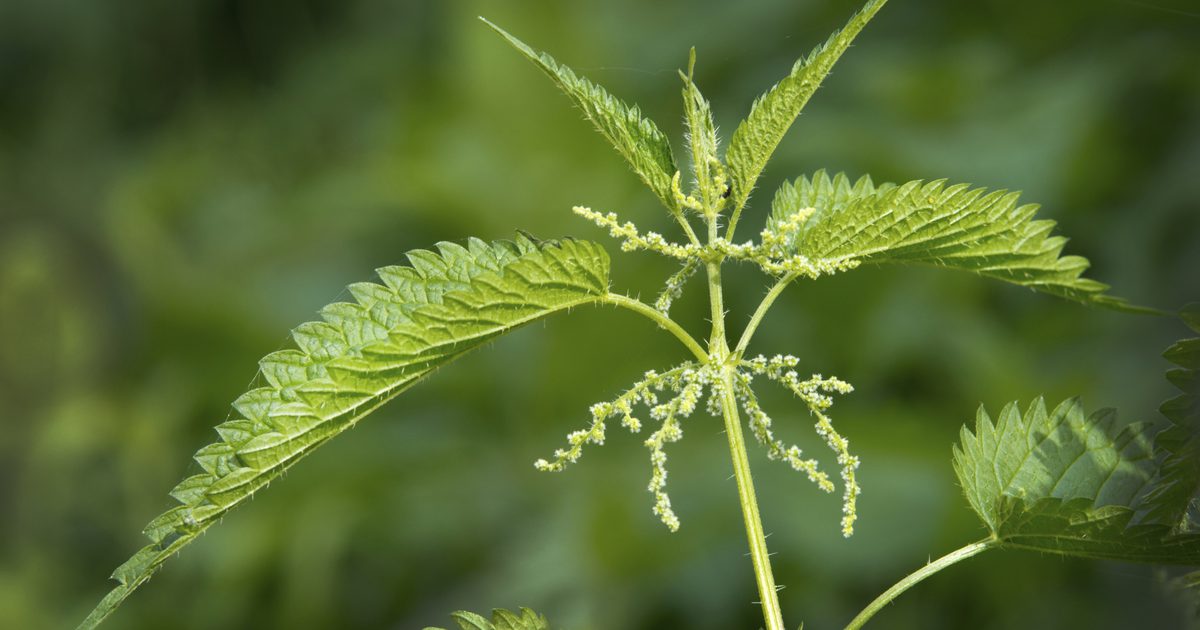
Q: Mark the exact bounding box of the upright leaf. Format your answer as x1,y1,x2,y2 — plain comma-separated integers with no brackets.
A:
80,236,610,629
1140,304,1200,528
680,48,722,209
482,19,679,212
769,170,1148,310
724,0,887,221
953,397,1200,563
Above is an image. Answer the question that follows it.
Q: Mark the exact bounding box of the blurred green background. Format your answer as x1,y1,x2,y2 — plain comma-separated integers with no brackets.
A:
2,0,1197,628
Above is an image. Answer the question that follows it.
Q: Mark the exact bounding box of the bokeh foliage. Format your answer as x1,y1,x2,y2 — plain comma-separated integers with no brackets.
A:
1,0,1197,628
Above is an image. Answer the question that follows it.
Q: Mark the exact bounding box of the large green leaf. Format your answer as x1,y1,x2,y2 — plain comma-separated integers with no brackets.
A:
482,19,679,212
953,397,1200,563
768,170,1144,310
80,236,610,629
724,0,887,219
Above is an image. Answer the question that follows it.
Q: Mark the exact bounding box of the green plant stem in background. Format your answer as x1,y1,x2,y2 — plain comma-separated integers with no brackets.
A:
843,540,995,630
720,366,786,630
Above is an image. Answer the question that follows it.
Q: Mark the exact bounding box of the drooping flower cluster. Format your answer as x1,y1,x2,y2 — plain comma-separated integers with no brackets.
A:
535,363,722,532
537,355,861,536
742,355,860,537
654,258,700,315
730,369,835,494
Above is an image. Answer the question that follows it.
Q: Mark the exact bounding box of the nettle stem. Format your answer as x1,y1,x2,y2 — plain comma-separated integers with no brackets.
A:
719,367,786,630
704,213,786,630
705,219,727,353
843,540,994,630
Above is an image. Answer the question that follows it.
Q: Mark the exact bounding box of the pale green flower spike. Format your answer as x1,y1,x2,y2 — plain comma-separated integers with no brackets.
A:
537,363,725,531
573,206,699,259
759,206,814,255
576,200,859,282
744,355,860,536
671,170,707,215
732,370,834,493
535,365,698,472
655,258,700,315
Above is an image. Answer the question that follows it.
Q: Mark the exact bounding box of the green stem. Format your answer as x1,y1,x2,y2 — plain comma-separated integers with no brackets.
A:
705,219,727,353
719,367,785,630
702,207,785,630
724,202,747,244
674,210,703,248
732,272,798,359
604,293,708,361
843,539,995,630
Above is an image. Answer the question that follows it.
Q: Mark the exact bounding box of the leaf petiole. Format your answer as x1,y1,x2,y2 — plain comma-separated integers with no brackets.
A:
843,539,995,630
604,293,708,361
733,272,799,359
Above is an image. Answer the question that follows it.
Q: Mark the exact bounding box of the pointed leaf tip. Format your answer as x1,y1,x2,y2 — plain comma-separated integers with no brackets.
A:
1182,303,1200,333
485,20,678,212
725,0,888,227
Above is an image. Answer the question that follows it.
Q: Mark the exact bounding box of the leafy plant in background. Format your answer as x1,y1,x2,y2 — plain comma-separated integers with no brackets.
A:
80,1,1200,628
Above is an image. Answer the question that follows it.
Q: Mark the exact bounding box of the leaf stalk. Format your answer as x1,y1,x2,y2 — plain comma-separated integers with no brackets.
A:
843,539,995,630
605,293,708,361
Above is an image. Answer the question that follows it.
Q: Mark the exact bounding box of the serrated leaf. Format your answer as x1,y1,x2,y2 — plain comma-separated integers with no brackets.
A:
1140,307,1200,528
428,608,551,630
449,610,492,630
482,18,678,212
80,237,609,629
953,397,1200,563
725,0,887,217
769,170,1147,310
492,607,549,630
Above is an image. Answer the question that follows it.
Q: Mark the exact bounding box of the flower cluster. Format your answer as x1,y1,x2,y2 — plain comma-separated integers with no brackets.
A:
535,363,722,532
655,258,700,315
671,166,729,218
730,369,835,494
572,206,699,259
743,354,860,537
574,203,859,286
713,206,862,278
538,354,861,537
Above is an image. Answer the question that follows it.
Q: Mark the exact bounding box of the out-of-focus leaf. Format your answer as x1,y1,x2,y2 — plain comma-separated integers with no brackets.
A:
426,607,551,630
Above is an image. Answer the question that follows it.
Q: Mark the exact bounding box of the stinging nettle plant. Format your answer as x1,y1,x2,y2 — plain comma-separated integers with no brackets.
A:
81,1,1200,628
